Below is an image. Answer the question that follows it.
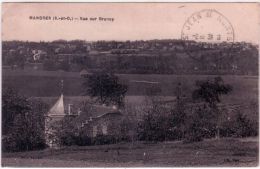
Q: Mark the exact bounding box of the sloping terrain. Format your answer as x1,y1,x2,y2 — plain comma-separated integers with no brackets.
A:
2,137,258,167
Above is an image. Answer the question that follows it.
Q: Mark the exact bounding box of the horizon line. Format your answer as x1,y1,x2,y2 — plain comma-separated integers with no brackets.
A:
2,38,258,45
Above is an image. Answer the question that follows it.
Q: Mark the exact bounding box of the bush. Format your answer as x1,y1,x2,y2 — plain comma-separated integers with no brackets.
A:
93,135,118,145
219,124,235,137
137,110,169,142
232,112,258,137
137,100,187,142
183,133,203,144
182,105,218,143
2,129,46,152
75,134,92,146
2,88,47,152
48,119,93,147
2,135,19,152
217,111,258,138
60,133,76,146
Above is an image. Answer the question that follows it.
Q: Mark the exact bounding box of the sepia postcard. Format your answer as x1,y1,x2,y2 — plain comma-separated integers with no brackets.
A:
1,2,259,167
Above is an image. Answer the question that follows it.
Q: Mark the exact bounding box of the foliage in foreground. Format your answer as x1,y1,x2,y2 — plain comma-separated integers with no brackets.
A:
2,87,48,152
137,77,257,143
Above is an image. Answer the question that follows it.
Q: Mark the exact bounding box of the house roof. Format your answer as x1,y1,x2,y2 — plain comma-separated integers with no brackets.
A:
80,69,91,76
69,104,122,127
43,95,122,126
94,111,122,118
47,94,66,117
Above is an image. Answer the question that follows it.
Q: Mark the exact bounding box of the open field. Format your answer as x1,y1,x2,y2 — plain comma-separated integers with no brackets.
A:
2,137,258,167
3,70,258,101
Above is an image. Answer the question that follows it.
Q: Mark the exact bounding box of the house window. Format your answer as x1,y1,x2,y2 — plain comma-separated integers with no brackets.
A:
102,124,108,135
93,126,97,137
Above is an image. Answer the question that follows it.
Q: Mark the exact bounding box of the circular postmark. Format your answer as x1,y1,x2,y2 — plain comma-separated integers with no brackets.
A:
181,9,235,43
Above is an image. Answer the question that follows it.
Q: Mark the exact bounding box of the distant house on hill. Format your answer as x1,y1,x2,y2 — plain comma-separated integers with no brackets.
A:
32,49,47,61
80,69,91,77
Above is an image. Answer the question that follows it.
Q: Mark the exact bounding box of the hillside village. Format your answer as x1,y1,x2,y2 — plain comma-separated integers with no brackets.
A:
2,40,258,75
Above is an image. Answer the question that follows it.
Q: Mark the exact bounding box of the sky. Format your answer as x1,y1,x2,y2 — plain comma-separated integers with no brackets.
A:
2,3,260,43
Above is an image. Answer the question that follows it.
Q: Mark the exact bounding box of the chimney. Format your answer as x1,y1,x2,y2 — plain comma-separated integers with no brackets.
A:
68,104,73,115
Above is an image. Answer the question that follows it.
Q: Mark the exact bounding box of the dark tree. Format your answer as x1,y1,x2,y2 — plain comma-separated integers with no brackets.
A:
191,76,233,139
192,76,232,107
83,72,128,107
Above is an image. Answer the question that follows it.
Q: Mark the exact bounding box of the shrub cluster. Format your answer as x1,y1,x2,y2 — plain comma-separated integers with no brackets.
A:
57,132,121,147
2,88,48,152
137,103,258,144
